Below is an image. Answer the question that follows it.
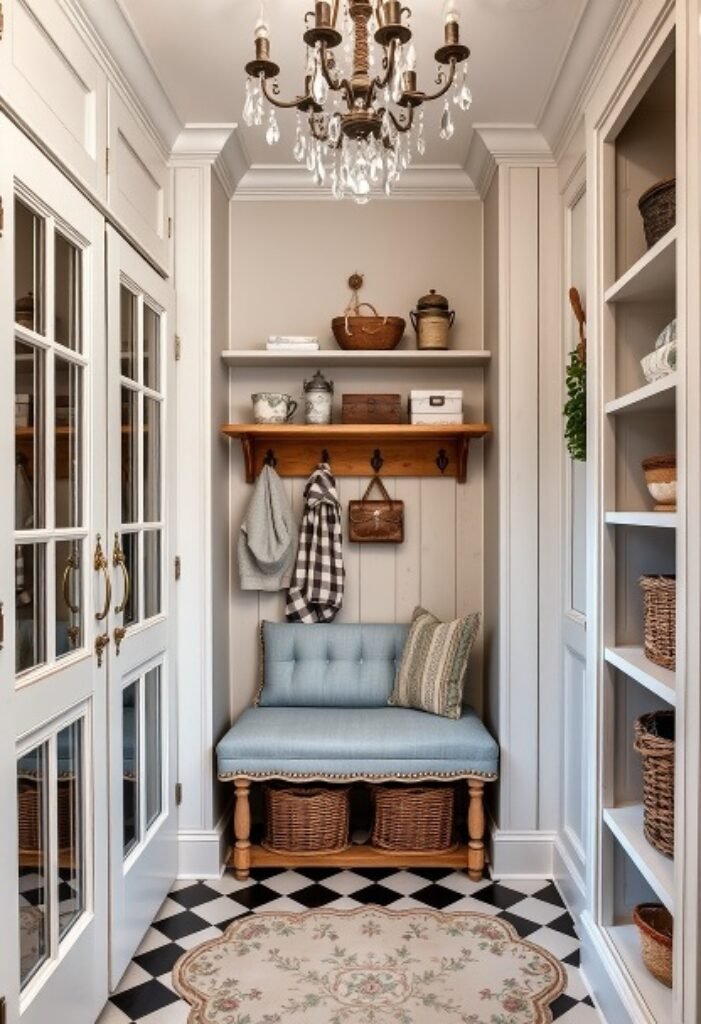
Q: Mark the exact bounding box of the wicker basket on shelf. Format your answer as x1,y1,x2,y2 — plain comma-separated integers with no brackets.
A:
638,178,676,249
371,785,456,852
262,784,350,854
634,710,675,857
640,574,676,670
633,904,673,987
18,779,74,852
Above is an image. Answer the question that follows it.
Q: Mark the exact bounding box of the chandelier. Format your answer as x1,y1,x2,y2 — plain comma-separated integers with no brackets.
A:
242,1,472,202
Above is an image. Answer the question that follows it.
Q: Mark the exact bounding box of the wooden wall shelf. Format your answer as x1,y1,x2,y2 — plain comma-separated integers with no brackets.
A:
221,423,492,484
221,349,492,369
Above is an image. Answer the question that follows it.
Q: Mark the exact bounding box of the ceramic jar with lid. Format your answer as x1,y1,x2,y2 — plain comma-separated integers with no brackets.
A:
303,370,334,424
410,289,456,350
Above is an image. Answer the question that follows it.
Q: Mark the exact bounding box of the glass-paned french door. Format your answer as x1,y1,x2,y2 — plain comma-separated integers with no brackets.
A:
0,120,109,1024
106,228,177,987
0,122,178,1022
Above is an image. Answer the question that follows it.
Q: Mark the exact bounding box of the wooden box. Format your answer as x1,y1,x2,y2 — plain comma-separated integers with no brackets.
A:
342,394,402,424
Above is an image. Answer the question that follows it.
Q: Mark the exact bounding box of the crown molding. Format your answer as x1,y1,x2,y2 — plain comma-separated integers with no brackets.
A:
233,163,480,202
62,0,180,158
539,0,642,164
171,124,237,161
465,124,555,199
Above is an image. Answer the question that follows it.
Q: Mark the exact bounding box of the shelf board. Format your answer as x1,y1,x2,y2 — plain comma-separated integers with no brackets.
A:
605,511,677,528
221,423,492,484
606,924,673,1022
603,805,674,913
221,349,492,368
605,375,677,416
604,228,677,304
605,646,676,705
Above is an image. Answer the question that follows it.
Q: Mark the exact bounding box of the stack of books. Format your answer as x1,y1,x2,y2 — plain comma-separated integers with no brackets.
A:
266,335,320,352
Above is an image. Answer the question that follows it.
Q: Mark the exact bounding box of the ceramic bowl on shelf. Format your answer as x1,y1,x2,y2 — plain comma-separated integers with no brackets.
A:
642,454,676,511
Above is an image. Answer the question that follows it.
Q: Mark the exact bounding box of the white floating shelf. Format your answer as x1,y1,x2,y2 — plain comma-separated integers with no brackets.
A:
603,805,674,913
607,924,673,1023
605,228,677,304
605,646,676,705
221,349,492,369
605,511,677,528
606,375,677,416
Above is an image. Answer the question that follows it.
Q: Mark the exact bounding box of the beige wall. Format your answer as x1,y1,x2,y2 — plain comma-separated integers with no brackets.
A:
227,199,486,720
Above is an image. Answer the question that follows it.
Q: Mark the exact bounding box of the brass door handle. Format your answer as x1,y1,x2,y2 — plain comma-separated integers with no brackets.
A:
112,533,131,615
114,625,126,656
94,534,112,622
95,633,110,667
62,550,80,615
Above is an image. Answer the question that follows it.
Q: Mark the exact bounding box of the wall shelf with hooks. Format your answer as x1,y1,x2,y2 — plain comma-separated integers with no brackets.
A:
221,423,492,484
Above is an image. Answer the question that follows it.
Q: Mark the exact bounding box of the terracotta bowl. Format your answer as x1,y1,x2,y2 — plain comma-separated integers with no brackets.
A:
332,316,405,351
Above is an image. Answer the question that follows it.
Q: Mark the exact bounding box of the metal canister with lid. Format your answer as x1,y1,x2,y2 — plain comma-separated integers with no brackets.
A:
303,370,334,424
410,289,456,350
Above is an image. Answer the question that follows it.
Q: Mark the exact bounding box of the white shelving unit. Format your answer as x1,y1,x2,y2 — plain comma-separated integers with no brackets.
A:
588,33,681,1023
221,348,492,369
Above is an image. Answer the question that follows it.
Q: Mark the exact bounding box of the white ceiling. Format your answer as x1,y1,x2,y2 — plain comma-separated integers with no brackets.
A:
117,0,591,176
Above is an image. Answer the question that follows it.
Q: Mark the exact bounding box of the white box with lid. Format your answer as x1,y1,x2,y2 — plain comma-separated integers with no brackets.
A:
409,389,463,424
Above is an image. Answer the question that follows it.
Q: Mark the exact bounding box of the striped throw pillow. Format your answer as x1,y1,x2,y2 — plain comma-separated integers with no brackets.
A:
389,607,481,719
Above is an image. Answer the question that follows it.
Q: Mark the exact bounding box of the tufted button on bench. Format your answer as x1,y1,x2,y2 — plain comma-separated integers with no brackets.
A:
216,622,499,880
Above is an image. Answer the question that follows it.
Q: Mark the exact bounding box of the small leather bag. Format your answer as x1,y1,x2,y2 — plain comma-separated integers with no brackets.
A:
348,476,404,544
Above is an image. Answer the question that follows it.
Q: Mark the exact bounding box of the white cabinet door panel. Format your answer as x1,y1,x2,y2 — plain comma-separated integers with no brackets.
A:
107,86,171,273
0,0,107,199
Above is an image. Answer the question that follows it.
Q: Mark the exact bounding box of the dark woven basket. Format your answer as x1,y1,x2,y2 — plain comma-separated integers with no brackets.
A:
634,711,675,857
640,575,676,670
263,784,350,854
371,785,456,852
18,779,74,852
638,179,676,249
633,904,673,987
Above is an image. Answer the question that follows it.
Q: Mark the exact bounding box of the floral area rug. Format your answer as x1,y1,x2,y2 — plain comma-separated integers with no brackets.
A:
173,906,567,1024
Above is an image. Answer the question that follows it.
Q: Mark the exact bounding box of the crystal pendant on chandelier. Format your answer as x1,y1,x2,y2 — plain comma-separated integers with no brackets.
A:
440,100,455,141
242,0,472,200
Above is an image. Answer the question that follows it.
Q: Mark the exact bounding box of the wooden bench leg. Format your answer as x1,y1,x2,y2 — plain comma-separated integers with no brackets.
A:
467,779,486,881
233,779,251,881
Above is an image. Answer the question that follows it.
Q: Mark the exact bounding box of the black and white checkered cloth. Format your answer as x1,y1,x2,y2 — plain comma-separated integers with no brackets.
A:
286,463,345,623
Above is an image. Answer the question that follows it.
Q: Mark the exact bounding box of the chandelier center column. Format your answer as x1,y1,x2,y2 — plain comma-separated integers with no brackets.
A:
350,1,373,96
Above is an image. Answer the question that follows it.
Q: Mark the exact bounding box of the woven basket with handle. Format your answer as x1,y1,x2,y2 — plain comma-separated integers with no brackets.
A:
633,904,673,987
638,178,676,248
332,302,406,351
634,710,675,857
371,785,456,852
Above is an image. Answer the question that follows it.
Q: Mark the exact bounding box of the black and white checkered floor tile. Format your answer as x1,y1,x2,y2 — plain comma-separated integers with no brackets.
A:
97,869,601,1024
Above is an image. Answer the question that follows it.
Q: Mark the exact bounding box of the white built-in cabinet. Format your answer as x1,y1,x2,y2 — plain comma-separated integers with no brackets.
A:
0,0,172,274
581,2,701,1022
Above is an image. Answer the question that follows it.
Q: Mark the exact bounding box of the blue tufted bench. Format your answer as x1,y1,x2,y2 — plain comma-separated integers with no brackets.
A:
217,622,499,880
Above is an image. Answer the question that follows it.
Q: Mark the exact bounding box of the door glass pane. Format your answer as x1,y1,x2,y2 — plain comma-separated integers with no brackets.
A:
15,199,44,335
121,387,138,524
120,285,137,381
123,682,139,857
145,667,162,828
16,543,47,675
143,531,162,620
57,721,84,939
55,357,83,528
143,305,161,391
15,341,44,529
54,233,82,351
56,540,82,657
18,743,49,988
121,532,138,627
143,397,161,522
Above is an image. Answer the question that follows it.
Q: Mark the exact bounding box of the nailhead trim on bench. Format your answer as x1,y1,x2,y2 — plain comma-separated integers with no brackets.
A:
219,769,498,783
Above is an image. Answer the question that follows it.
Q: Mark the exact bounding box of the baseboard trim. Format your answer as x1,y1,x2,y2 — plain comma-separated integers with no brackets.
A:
553,835,587,921
177,812,231,879
580,911,639,1024
489,829,556,878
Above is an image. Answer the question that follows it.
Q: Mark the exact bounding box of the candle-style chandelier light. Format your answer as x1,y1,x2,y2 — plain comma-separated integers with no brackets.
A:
242,1,472,202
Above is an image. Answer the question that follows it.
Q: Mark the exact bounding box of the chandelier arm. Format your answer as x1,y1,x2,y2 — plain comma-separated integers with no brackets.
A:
420,59,458,103
320,43,353,100
387,106,415,134
374,38,398,91
260,76,311,110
